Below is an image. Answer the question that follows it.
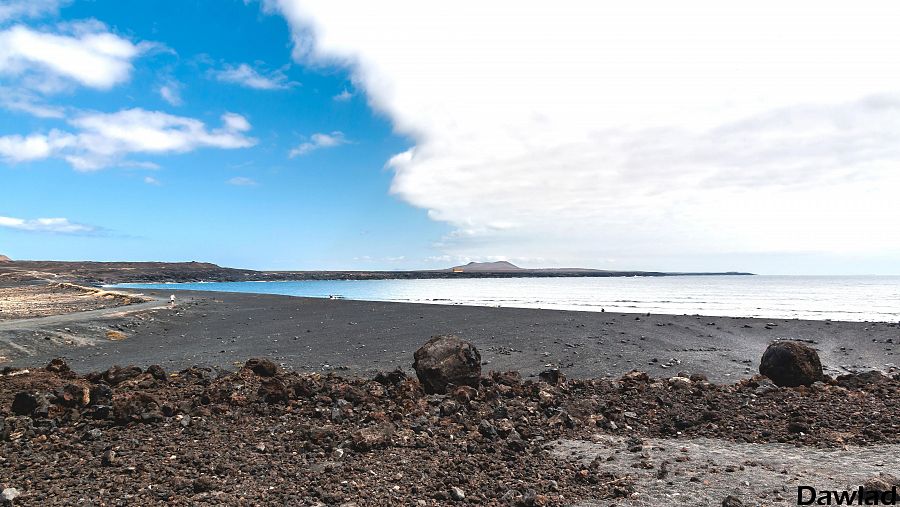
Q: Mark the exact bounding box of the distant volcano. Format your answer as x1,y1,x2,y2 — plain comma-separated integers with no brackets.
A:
449,261,522,272
0,254,11,262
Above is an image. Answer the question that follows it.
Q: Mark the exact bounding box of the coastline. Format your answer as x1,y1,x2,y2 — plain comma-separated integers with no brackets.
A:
2,288,897,381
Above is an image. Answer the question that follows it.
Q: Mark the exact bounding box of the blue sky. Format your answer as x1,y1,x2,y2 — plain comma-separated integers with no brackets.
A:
0,0,445,270
3,1,900,274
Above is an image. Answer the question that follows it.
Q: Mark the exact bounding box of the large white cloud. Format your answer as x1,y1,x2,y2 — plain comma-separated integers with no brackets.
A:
0,21,149,92
268,0,900,269
0,109,256,170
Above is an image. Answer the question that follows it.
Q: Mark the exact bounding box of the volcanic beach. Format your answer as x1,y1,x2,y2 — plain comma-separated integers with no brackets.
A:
2,268,900,505
2,288,898,380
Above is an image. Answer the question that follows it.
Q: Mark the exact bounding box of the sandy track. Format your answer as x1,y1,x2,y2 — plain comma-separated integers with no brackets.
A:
553,435,900,506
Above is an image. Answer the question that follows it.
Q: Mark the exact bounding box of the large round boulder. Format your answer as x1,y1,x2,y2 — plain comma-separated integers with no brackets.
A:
759,341,824,387
413,335,481,394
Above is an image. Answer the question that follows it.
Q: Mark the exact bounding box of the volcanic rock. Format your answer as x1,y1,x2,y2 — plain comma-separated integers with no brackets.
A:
45,358,70,374
102,365,143,385
11,392,37,416
258,378,289,404
112,392,161,423
244,358,277,377
759,341,824,387
539,368,564,385
412,335,481,394
863,473,900,493
373,369,407,385
722,495,745,507
1,488,19,502
836,370,887,389
147,365,168,382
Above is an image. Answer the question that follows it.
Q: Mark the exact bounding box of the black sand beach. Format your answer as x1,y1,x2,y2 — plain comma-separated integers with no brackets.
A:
3,289,897,381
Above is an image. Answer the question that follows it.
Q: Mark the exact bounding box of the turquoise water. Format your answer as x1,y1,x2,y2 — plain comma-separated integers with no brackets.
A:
112,275,900,322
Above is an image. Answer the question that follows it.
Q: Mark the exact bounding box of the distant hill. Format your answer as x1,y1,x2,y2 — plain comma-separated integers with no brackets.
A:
0,254,11,262
450,261,522,272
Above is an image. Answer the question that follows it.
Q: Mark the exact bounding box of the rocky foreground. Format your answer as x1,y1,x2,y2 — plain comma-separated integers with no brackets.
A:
2,356,900,506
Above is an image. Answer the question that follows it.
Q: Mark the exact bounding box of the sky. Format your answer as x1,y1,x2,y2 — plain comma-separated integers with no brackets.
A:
2,0,900,274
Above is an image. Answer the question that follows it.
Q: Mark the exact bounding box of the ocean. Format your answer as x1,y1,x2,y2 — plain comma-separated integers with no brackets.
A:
112,275,900,323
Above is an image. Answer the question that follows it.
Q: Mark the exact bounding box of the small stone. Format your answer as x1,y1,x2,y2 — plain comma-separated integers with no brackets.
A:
449,487,465,501
101,450,117,466
193,476,216,493
539,368,564,385
46,358,70,373
722,495,744,507
146,364,168,382
82,428,102,441
1,488,19,502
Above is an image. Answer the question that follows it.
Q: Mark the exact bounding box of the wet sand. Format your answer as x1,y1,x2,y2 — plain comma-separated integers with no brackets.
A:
2,289,898,381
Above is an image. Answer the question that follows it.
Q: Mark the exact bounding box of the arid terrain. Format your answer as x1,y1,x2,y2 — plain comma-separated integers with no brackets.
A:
0,284,144,322
1,357,898,506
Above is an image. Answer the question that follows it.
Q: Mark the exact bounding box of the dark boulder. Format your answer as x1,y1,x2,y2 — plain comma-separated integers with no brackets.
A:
722,496,745,507
412,335,481,394
12,392,38,416
759,341,824,387
244,358,277,377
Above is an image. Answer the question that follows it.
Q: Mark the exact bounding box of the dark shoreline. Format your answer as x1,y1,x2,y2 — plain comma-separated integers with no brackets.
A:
0,259,752,286
2,289,896,382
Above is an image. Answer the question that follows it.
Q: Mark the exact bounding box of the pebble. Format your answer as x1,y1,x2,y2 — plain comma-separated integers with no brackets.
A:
1,488,19,502
449,487,465,501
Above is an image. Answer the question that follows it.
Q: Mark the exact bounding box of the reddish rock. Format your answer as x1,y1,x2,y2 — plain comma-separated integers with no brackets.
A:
45,358,71,374
102,365,143,385
412,335,481,394
244,358,277,377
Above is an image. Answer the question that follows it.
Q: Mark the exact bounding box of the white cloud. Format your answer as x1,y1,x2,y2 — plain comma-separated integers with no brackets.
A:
0,109,256,170
212,63,295,90
226,176,258,186
332,89,352,101
288,131,347,157
0,88,65,118
0,22,150,91
143,176,161,185
268,0,900,268
0,131,75,162
158,82,182,106
0,0,68,23
0,215,96,234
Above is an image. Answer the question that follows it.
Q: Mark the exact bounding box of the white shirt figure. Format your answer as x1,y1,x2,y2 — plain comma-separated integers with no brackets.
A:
169,295,176,307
